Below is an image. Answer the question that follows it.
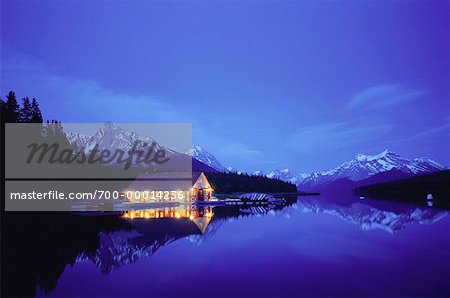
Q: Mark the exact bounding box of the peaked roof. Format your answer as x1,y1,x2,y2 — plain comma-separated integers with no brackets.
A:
193,172,212,189
192,216,213,234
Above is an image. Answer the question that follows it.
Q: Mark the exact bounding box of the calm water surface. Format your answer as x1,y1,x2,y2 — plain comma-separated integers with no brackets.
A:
29,195,450,297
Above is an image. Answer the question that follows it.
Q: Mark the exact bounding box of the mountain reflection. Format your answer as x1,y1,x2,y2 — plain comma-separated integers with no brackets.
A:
75,197,448,275
2,195,448,297
76,205,215,274
294,197,448,234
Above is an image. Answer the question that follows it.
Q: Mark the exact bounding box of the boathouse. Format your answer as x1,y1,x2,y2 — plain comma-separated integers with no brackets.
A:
123,172,214,203
192,172,214,201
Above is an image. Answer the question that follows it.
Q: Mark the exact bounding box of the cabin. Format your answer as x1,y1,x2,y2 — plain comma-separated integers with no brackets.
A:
123,172,214,203
192,172,214,201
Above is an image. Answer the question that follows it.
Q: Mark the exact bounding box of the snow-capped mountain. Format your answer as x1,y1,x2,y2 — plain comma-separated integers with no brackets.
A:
67,127,445,184
67,133,91,150
67,123,229,172
267,168,309,185
68,122,169,154
188,145,228,172
66,122,183,169
268,150,446,189
227,166,237,172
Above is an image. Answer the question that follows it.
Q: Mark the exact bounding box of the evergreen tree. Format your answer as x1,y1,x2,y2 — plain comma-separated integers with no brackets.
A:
31,98,43,123
203,171,297,193
0,98,6,123
43,120,56,138
19,97,32,123
5,91,20,123
43,120,72,149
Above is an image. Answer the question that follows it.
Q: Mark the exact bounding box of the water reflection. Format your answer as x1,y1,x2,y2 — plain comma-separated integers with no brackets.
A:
2,195,449,297
62,197,450,277
293,197,448,234
122,206,207,219
76,203,291,274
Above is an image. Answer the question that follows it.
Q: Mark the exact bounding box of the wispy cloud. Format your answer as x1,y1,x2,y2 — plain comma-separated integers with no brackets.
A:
395,122,450,143
1,46,267,169
212,141,265,161
287,120,393,155
347,84,428,110
1,47,187,123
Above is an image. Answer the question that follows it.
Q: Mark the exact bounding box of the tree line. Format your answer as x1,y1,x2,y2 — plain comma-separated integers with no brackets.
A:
0,91,43,123
0,91,74,147
204,171,297,194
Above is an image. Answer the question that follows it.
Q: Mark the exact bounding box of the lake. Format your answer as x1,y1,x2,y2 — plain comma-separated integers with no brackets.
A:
3,194,450,297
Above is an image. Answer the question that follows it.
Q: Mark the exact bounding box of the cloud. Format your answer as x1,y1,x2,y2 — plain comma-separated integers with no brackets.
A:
1,47,188,123
212,140,265,160
395,122,450,143
287,120,393,155
347,84,428,110
1,46,267,169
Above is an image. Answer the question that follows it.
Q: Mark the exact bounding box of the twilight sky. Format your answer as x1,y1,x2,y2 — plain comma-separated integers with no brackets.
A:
1,0,449,173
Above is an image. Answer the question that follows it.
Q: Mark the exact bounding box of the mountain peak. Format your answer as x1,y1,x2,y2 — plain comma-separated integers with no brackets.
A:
355,153,368,161
188,145,228,172
372,149,399,159
375,149,390,158
227,166,236,172
266,150,446,189
104,121,116,129
354,149,399,162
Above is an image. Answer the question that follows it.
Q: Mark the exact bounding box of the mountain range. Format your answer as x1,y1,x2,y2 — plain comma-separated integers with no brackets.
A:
266,150,446,190
184,144,446,191
67,122,199,171
192,146,446,191
184,145,446,190
66,123,446,190
67,123,227,173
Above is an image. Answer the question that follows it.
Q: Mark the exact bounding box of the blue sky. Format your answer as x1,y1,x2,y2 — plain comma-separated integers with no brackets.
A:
1,0,449,172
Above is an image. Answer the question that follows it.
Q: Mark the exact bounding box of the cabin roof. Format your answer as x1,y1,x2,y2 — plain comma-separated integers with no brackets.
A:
192,172,212,189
